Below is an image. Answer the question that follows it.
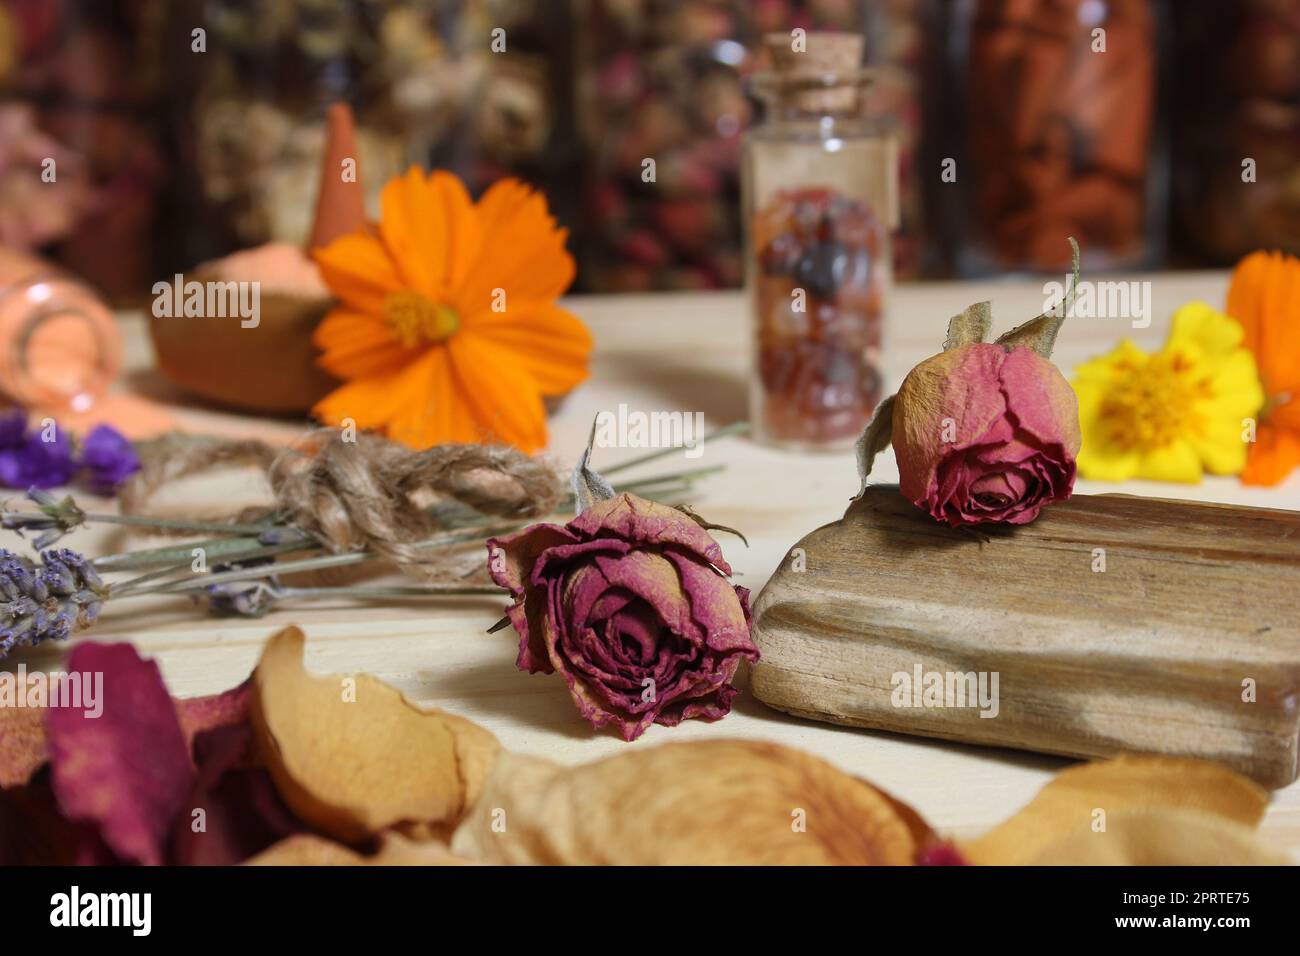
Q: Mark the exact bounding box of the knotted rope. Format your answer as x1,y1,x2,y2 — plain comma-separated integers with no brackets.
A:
117,429,563,571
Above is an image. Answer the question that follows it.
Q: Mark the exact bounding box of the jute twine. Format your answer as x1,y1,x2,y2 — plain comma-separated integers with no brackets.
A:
117,429,564,573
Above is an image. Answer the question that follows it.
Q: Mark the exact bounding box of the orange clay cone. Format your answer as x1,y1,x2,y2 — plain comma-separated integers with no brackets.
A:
309,103,366,250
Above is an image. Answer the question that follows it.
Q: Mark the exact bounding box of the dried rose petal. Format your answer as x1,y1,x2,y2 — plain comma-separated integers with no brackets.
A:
175,679,251,756
246,832,476,866
250,626,499,843
2,675,251,792
0,706,47,788
964,755,1271,865
168,723,304,866
452,740,922,865
46,643,194,865
917,840,968,865
0,767,115,865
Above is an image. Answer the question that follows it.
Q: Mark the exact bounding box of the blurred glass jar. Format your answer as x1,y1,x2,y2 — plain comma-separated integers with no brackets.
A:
160,0,575,272
952,0,1162,275
1170,0,1300,263
0,248,122,415
743,32,896,451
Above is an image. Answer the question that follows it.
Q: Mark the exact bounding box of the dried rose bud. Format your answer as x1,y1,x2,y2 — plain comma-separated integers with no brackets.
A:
892,343,1080,526
857,239,1083,527
487,493,758,741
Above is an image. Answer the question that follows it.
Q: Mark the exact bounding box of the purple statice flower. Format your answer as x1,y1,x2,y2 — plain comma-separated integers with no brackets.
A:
0,425,75,489
77,424,140,494
0,547,104,659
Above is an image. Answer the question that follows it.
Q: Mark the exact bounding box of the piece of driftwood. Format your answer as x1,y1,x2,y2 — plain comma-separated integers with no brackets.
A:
750,486,1300,788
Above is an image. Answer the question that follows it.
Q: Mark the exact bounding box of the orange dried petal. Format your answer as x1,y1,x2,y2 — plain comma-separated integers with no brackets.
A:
0,706,47,788
250,626,500,843
451,741,925,865
1023,808,1289,865
245,832,476,866
963,755,1269,865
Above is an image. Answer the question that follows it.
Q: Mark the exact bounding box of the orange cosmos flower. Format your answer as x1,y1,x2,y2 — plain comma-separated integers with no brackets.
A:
310,167,592,452
1226,251,1300,486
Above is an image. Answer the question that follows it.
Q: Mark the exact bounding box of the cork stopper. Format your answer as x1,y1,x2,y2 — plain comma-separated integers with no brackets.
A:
762,31,865,113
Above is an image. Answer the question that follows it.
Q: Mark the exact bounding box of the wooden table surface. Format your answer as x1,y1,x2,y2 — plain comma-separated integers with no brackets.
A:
12,271,1300,858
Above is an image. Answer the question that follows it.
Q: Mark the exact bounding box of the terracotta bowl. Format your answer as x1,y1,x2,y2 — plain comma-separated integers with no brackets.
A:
147,245,340,415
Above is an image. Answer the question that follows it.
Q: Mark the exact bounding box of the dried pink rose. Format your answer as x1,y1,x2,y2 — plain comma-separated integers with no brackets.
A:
857,241,1083,528
488,493,758,741
892,344,1080,526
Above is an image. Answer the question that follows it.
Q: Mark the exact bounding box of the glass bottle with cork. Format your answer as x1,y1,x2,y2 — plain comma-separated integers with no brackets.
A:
744,31,896,451
0,248,122,417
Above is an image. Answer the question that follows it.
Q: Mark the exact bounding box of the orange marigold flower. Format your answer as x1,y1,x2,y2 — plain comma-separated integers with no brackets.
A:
1226,251,1300,486
310,167,592,453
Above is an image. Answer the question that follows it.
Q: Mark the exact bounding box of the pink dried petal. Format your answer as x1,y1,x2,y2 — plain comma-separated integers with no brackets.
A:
168,724,305,865
570,494,732,574
918,840,969,866
175,678,251,757
0,768,116,865
487,523,579,674
1001,346,1082,456
47,643,194,866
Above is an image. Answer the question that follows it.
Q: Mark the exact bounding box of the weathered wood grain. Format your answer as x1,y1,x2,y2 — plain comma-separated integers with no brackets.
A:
751,486,1300,787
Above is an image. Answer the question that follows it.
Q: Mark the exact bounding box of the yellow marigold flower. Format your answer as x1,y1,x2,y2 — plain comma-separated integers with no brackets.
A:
1071,303,1265,483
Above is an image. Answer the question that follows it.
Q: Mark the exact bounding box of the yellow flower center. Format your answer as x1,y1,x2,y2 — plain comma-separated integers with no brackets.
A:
384,291,460,347
1099,350,1212,452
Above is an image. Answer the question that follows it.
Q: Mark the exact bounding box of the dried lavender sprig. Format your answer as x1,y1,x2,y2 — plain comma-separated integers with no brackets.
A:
1,491,85,549
8,445,731,563
0,548,108,658
142,525,521,597
93,535,258,571
0,430,749,650
1,489,275,547
0,544,498,659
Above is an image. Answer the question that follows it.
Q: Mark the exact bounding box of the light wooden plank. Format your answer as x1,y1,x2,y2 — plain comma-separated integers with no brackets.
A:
5,274,1299,857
